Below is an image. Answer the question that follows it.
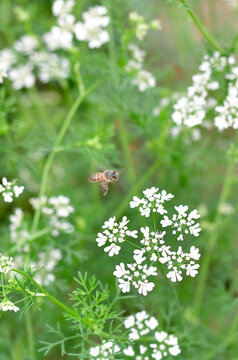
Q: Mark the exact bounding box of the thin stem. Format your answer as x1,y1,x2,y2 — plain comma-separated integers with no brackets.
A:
12,269,77,318
125,239,142,250
1,273,5,298
106,0,136,184
194,158,235,316
25,311,36,360
153,213,157,232
205,305,238,360
31,92,84,233
179,0,226,54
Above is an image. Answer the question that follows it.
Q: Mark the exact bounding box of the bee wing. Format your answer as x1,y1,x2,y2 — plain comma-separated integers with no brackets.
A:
99,181,109,196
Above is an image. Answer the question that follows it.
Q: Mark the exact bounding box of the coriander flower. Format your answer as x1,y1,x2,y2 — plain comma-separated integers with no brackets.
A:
14,35,39,55
9,208,30,251
42,26,73,51
89,340,120,359
52,0,75,17
8,64,35,90
57,13,75,31
96,216,137,256
122,312,181,359
113,259,157,295
0,299,19,312
139,226,166,261
132,69,156,92
124,311,159,340
32,249,62,285
82,6,110,27
74,21,109,48
0,68,7,83
0,48,17,73
31,52,70,83
159,245,201,282
30,195,74,236
0,254,13,273
172,52,236,128
0,177,24,202
161,205,201,241
130,187,174,217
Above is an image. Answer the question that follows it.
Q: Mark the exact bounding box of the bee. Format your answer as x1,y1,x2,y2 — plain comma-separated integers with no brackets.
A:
88,170,119,196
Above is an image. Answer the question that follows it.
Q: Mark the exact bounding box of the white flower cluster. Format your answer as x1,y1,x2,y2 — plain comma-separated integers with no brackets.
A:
9,208,30,252
89,311,181,359
125,43,156,92
124,11,161,92
130,187,174,217
0,177,24,203
123,312,181,359
0,299,19,312
74,5,110,48
90,341,120,359
96,216,138,256
30,249,62,285
161,205,201,241
171,51,238,131
215,66,238,130
0,254,13,273
30,195,74,236
0,1,110,89
129,12,161,41
113,258,157,295
95,187,201,295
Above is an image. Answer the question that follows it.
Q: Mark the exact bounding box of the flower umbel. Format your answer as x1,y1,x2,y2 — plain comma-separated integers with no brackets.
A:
96,216,138,256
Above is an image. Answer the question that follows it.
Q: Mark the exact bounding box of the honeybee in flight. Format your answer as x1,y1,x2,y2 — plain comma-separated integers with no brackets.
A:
88,170,119,196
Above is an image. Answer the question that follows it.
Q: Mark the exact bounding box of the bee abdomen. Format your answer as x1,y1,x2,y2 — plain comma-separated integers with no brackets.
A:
88,173,102,182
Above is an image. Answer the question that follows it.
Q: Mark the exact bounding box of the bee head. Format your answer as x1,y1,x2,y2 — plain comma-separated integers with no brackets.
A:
105,170,119,182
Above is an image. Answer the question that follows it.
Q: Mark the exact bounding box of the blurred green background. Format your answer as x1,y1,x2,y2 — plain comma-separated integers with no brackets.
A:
0,0,238,359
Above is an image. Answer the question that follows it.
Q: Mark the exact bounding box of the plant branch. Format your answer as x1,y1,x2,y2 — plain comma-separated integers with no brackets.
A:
178,0,226,54
12,269,77,318
194,156,235,316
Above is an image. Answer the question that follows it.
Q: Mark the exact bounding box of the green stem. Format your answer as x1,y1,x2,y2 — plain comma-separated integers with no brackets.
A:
194,158,235,316
25,311,36,360
179,0,226,54
1,273,5,298
125,238,142,250
106,0,135,184
31,92,85,233
205,306,238,360
12,269,77,318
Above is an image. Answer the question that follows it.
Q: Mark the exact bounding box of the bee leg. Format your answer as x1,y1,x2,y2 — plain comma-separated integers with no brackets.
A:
100,182,109,196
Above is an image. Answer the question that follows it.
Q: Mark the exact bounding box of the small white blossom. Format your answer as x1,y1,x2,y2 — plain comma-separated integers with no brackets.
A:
8,64,35,90
0,254,13,273
0,299,19,312
132,69,156,92
113,260,157,295
130,188,174,218
89,340,120,359
9,208,30,251
52,0,75,17
14,35,39,55
161,205,201,240
43,26,73,51
0,177,24,202
31,249,62,286
82,6,110,28
96,216,137,256
74,21,109,48
0,49,17,72
30,195,74,236
218,202,235,215
31,52,70,83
